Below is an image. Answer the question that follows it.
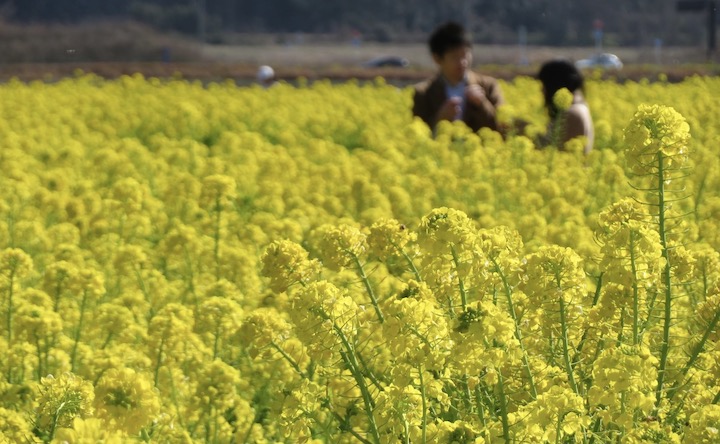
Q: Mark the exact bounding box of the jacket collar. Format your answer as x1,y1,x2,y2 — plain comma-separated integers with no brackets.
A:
428,71,481,102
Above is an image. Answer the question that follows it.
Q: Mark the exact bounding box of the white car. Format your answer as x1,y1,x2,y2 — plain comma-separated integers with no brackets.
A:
575,53,623,70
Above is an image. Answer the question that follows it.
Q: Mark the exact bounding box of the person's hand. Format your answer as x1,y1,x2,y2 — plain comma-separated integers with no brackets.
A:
465,84,487,107
436,96,462,122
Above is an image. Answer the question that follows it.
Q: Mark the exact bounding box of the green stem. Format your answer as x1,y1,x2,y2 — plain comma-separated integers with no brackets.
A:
101,332,114,350
214,196,221,281
164,366,186,429
474,386,489,440
666,390,689,424
240,416,256,443
461,376,473,414
587,416,602,444
629,231,640,345
204,405,212,444
6,348,13,384
688,315,720,372
70,289,89,372
497,372,511,443
620,391,627,435
7,212,15,247
53,275,66,313
328,410,373,444
398,246,422,282
418,366,427,444
668,306,720,401
212,326,220,361
450,246,468,311
48,401,67,441
351,253,384,323
555,413,563,444
656,151,673,408
585,337,607,394
572,273,604,365
693,169,707,224
560,296,580,395
154,337,165,386
213,406,219,444
43,337,50,380
35,335,43,381
407,325,432,349
333,323,381,444
356,345,386,390
617,307,626,346
182,244,196,304
641,289,660,334
140,428,151,441
492,258,537,399
134,269,157,323
118,214,126,242
6,268,15,342
271,342,305,378
550,111,566,149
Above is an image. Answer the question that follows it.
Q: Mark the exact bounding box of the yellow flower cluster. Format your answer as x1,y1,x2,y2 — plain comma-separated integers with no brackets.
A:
0,73,718,443
36,373,95,440
589,345,658,430
624,104,691,175
310,223,368,271
552,87,575,111
94,367,160,435
384,280,451,369
261,239,321,292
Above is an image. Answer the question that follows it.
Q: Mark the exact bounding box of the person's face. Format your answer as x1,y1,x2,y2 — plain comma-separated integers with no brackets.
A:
433,46,472,84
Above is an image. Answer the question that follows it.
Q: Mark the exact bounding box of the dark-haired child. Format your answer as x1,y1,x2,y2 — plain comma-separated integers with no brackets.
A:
412,21,504,133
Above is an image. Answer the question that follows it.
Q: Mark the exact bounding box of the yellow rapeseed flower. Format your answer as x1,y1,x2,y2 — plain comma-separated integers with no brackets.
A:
36,373,95,439
552,87,574,112
624,104,691,174
52,417,127,444
261,239,321,293
94,367,160,435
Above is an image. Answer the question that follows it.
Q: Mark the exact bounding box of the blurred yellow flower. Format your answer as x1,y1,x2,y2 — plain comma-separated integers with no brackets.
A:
552,87,574,111
94,367,160,435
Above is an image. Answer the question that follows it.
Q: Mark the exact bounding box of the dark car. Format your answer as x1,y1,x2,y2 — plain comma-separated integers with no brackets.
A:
362,56,410,68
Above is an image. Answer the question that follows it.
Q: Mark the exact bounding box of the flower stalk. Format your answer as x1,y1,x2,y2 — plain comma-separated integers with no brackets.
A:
655,151,673,407
70,289,89,372
491,257,537,399
351,253,384,323
450,246,468,311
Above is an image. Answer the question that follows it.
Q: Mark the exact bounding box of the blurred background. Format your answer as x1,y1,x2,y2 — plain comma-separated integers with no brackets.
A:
0,0,717,81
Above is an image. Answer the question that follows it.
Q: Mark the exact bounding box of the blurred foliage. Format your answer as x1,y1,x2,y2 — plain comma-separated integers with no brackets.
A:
0,0,714,46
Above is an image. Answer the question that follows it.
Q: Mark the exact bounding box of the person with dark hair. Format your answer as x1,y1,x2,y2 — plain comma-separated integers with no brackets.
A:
412,21,504,133
537,60,594,153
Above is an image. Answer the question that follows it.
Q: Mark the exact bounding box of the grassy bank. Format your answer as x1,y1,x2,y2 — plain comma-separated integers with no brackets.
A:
0,22,716,83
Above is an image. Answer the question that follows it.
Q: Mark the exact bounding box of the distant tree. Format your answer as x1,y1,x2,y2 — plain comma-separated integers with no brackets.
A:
0,0,710,47
6,0,128,22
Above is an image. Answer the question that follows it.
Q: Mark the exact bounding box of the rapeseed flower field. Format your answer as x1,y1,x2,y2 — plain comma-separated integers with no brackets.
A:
1,72,720,443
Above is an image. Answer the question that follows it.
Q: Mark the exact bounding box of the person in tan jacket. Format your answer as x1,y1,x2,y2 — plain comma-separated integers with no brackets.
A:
412,22,504,133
